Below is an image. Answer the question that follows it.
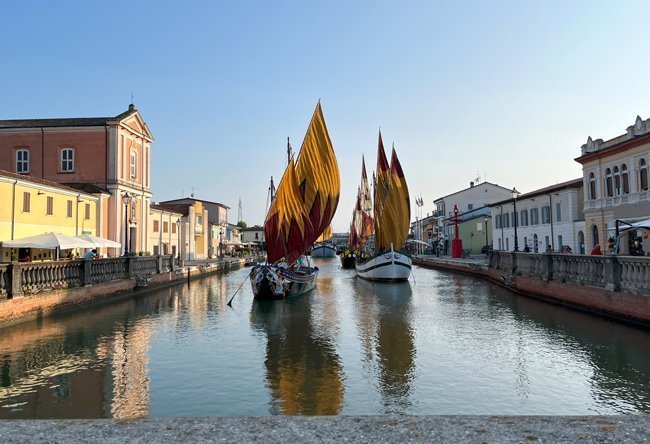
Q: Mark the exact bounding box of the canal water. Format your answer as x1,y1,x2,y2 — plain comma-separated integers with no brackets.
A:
0,258,649,418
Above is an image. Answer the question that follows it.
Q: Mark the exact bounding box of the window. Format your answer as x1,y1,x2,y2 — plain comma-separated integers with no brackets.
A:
640,158,648,191
495,214,501,229
16,149,29,173
520,209,528,226
67,200,73,218
505,238,509,250
153,220,160,232
84,203,90,220
503,213,510,228
23,192,30,212
467,204,473,210
130,150,137,179
621,164,630,195
613,166,621,196
558,235,563,249
545,236,550,249
172,223,177,234
605,167,613,197
555,203,561,222
61,148,74,172
588,172,597,199
163,221,168,233
46,196,54,215
498,238,502,250
196,215,202,226
255,233,259,240
530,208,539,225
541,206,550,224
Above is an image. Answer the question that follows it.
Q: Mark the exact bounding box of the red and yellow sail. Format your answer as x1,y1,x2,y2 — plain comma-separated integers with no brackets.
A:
316,225,333,243
373,132,410,253
264,103,340,264
359,156,374,248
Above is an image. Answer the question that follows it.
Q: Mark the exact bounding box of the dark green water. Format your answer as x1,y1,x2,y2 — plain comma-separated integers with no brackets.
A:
0,258,648,418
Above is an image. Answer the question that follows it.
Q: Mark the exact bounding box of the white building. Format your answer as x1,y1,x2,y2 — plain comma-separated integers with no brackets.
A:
489,178,585,253
241,225,264,245
433,181,513,253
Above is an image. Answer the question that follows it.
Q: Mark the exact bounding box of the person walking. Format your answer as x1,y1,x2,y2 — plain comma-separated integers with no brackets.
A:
590,244,602,255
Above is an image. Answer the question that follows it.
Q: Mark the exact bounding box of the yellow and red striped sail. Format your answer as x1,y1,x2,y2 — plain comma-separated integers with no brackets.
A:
373,132,410,253
316,225,333,243
264,103,340,264
358,156,374,248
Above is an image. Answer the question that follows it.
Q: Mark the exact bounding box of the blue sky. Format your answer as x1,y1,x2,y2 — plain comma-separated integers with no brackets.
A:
2,1,650,231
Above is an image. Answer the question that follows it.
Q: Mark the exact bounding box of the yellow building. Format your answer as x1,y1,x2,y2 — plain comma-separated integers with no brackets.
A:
152,201,208,260
0,169,105,261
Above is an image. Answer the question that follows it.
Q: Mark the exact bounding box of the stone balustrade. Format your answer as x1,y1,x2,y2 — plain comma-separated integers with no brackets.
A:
488,251,650,295
1,255,175,299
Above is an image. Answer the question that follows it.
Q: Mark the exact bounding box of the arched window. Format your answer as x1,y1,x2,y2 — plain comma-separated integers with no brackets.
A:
16,148,29,173
61,148,74,172
591,225,599,249
578,231,585,254
588,172,597,200
613,166,620,196
640,158,649,191
621,164,629,194
605,168,613,197
533,234,538,253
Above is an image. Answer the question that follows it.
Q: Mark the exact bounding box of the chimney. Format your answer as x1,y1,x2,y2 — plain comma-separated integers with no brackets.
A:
470,181,475,188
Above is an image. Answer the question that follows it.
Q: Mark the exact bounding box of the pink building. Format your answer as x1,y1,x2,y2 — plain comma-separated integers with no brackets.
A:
0,104,153,255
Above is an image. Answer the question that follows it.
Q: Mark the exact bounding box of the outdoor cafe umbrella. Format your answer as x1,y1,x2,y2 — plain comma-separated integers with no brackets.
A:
76,234,121,248
2,232,95,250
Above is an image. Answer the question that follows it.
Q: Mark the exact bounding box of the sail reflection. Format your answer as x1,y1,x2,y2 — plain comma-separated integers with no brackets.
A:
250,294,344,415
353,279,415,413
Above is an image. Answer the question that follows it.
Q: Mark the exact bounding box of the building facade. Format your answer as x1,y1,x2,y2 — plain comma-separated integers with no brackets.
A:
0,170,102,261
489,178,585,253
156,201,209,260
0,105,153,255
148,204,183,257
241,225,264,246
575,115,650,255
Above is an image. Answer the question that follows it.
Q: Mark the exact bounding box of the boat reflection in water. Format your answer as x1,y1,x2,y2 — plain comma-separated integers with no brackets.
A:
352,279,415,413
250,293,344,415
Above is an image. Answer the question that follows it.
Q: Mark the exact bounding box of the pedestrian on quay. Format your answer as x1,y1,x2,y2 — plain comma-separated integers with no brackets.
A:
84,249,98,260
523,244,530,253
590,244,602,255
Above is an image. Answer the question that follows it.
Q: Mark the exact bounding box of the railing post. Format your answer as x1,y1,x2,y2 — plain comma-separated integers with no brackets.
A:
81,259,92,286
8,263,24,299
544,252,554,282
127,256,135,277
604,255,621,292
156,255,163,274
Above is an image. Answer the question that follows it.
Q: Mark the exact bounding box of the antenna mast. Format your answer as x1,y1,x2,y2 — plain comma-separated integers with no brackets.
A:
238,198,243,223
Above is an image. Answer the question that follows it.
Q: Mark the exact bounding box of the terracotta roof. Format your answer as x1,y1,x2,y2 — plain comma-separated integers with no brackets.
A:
63,183,109,194
0,170,96,196
433,181,512,202
0,106,138,129
488,178,583,207
160,197,230,210
152,203,190,216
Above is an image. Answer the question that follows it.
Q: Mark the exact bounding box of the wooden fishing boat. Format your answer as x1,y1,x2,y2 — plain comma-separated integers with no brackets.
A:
311,226,336,257
251,103,340,299
355,132,412,282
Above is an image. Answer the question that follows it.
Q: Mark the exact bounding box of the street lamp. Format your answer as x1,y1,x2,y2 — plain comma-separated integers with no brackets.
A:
176,218,181,263
512,187,520,251
122,192,132,255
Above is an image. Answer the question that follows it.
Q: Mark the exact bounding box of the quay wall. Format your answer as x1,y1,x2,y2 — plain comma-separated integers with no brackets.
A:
414,253,650,328
0,255,263,328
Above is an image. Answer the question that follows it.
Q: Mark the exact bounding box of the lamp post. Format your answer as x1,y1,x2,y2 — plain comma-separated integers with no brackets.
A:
122,192,132,255
175,218,182,264
512,187,520,251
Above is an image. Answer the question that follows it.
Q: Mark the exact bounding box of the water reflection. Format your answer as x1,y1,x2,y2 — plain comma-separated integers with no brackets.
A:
353,280,415,413
250,295,344,415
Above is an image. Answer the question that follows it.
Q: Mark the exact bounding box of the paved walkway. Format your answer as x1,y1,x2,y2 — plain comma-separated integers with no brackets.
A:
0,415,647,443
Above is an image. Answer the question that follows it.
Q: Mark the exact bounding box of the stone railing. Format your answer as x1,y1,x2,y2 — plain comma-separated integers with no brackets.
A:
488,251,650,295
1,255,175,299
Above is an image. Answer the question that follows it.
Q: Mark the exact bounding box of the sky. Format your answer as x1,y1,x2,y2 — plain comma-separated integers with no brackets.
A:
2,1,650,231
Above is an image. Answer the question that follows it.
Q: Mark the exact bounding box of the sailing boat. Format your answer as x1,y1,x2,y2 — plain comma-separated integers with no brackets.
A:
251,103,340,298
355,132,412,281
340,187,361,268
311,225,336,257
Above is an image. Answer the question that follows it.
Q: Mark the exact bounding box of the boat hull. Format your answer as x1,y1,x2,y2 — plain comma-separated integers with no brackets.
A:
250,264,318,299
310,243,337,258
355,251,412,282
339,253,356,269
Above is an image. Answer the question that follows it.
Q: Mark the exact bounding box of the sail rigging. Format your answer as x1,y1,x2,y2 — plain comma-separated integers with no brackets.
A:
263,103,340,264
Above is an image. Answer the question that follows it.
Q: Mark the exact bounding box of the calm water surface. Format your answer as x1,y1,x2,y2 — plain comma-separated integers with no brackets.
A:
0,258,649,418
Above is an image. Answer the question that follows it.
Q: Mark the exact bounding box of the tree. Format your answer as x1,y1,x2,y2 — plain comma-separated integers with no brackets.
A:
237,220,247,229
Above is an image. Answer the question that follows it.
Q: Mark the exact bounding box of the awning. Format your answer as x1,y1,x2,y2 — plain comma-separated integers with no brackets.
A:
606,218,650,233
2,233,95,249
76,234,122,248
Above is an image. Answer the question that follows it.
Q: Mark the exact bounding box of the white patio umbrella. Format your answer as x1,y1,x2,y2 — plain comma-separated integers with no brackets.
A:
76,234,122,248
2,233,95,250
